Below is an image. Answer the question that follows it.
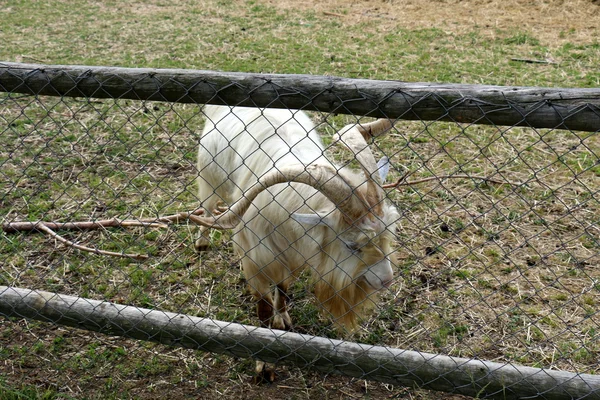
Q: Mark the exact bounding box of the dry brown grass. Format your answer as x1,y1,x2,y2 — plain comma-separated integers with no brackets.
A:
271,0,600,46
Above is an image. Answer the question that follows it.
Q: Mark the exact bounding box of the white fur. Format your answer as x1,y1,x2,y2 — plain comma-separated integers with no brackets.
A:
197,105,399,329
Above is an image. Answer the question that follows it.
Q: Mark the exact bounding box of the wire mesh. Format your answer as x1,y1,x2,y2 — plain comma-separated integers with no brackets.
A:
1,64,599,399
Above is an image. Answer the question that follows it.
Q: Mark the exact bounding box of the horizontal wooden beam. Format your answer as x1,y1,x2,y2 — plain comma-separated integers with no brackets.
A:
1,286,599,399
1,62,599,132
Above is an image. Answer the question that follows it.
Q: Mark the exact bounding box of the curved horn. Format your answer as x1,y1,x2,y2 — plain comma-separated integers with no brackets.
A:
190,164,367,229
333,119,394,183
332,119,394,216
354,118,393,141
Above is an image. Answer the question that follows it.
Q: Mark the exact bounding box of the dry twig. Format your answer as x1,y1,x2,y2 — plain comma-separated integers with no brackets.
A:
383,174,519,189
3,176,517,260
1,208,209,260
35,223,148,260
2,219,167,233
1,209,207,233
510,58,556,65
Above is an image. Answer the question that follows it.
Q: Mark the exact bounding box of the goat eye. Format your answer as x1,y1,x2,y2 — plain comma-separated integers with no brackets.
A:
346,242,361,253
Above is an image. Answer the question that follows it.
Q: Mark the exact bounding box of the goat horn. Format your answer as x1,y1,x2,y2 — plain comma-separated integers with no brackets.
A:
332,119,394,216
189,164,367,229
354,118,394,141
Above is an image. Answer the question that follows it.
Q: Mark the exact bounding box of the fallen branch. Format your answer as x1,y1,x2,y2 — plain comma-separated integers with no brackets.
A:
2,174,517,260
2,219,167,233
1,209,210,260
383,174,519,189
1,209,207,233
323,11,345,18
510,58,556,65
35,223,148,260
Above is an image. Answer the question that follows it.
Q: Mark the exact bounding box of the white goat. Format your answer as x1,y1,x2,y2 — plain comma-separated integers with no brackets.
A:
191,105,398,380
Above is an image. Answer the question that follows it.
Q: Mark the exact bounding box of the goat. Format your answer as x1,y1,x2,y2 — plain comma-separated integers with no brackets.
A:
191,105,399,381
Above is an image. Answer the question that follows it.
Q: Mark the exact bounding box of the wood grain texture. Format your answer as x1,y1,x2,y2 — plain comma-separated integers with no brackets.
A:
1,285,599,399
1,62,599,132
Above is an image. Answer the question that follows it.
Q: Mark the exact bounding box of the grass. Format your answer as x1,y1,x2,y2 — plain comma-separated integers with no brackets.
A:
1,0,600,399
1,1,599,85
0,378,62,400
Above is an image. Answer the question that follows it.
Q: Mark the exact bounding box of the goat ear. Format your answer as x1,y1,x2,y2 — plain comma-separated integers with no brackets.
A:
291,213,332,228
377,157,391,182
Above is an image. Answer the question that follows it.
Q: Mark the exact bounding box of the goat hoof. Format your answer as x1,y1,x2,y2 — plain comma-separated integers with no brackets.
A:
253,360,276,384
282,317,293,332
283,319,293,331
273,313,293,331
195,244,210,252
278,319,293,332
194,239,211,252
272,315,286,330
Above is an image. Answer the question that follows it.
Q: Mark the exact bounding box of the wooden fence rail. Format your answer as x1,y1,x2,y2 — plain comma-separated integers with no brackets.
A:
1,286,599,400
1,61,599,132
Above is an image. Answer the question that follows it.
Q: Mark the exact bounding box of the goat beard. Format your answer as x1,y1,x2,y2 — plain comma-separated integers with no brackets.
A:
313,269,377,332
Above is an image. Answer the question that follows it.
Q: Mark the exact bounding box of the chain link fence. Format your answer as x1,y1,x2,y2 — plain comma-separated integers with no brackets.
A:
1,62,599,399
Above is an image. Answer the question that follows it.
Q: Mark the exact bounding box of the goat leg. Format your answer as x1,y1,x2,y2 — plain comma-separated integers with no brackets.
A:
194,226,212,251
253,295,277,384
273,285,292,331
